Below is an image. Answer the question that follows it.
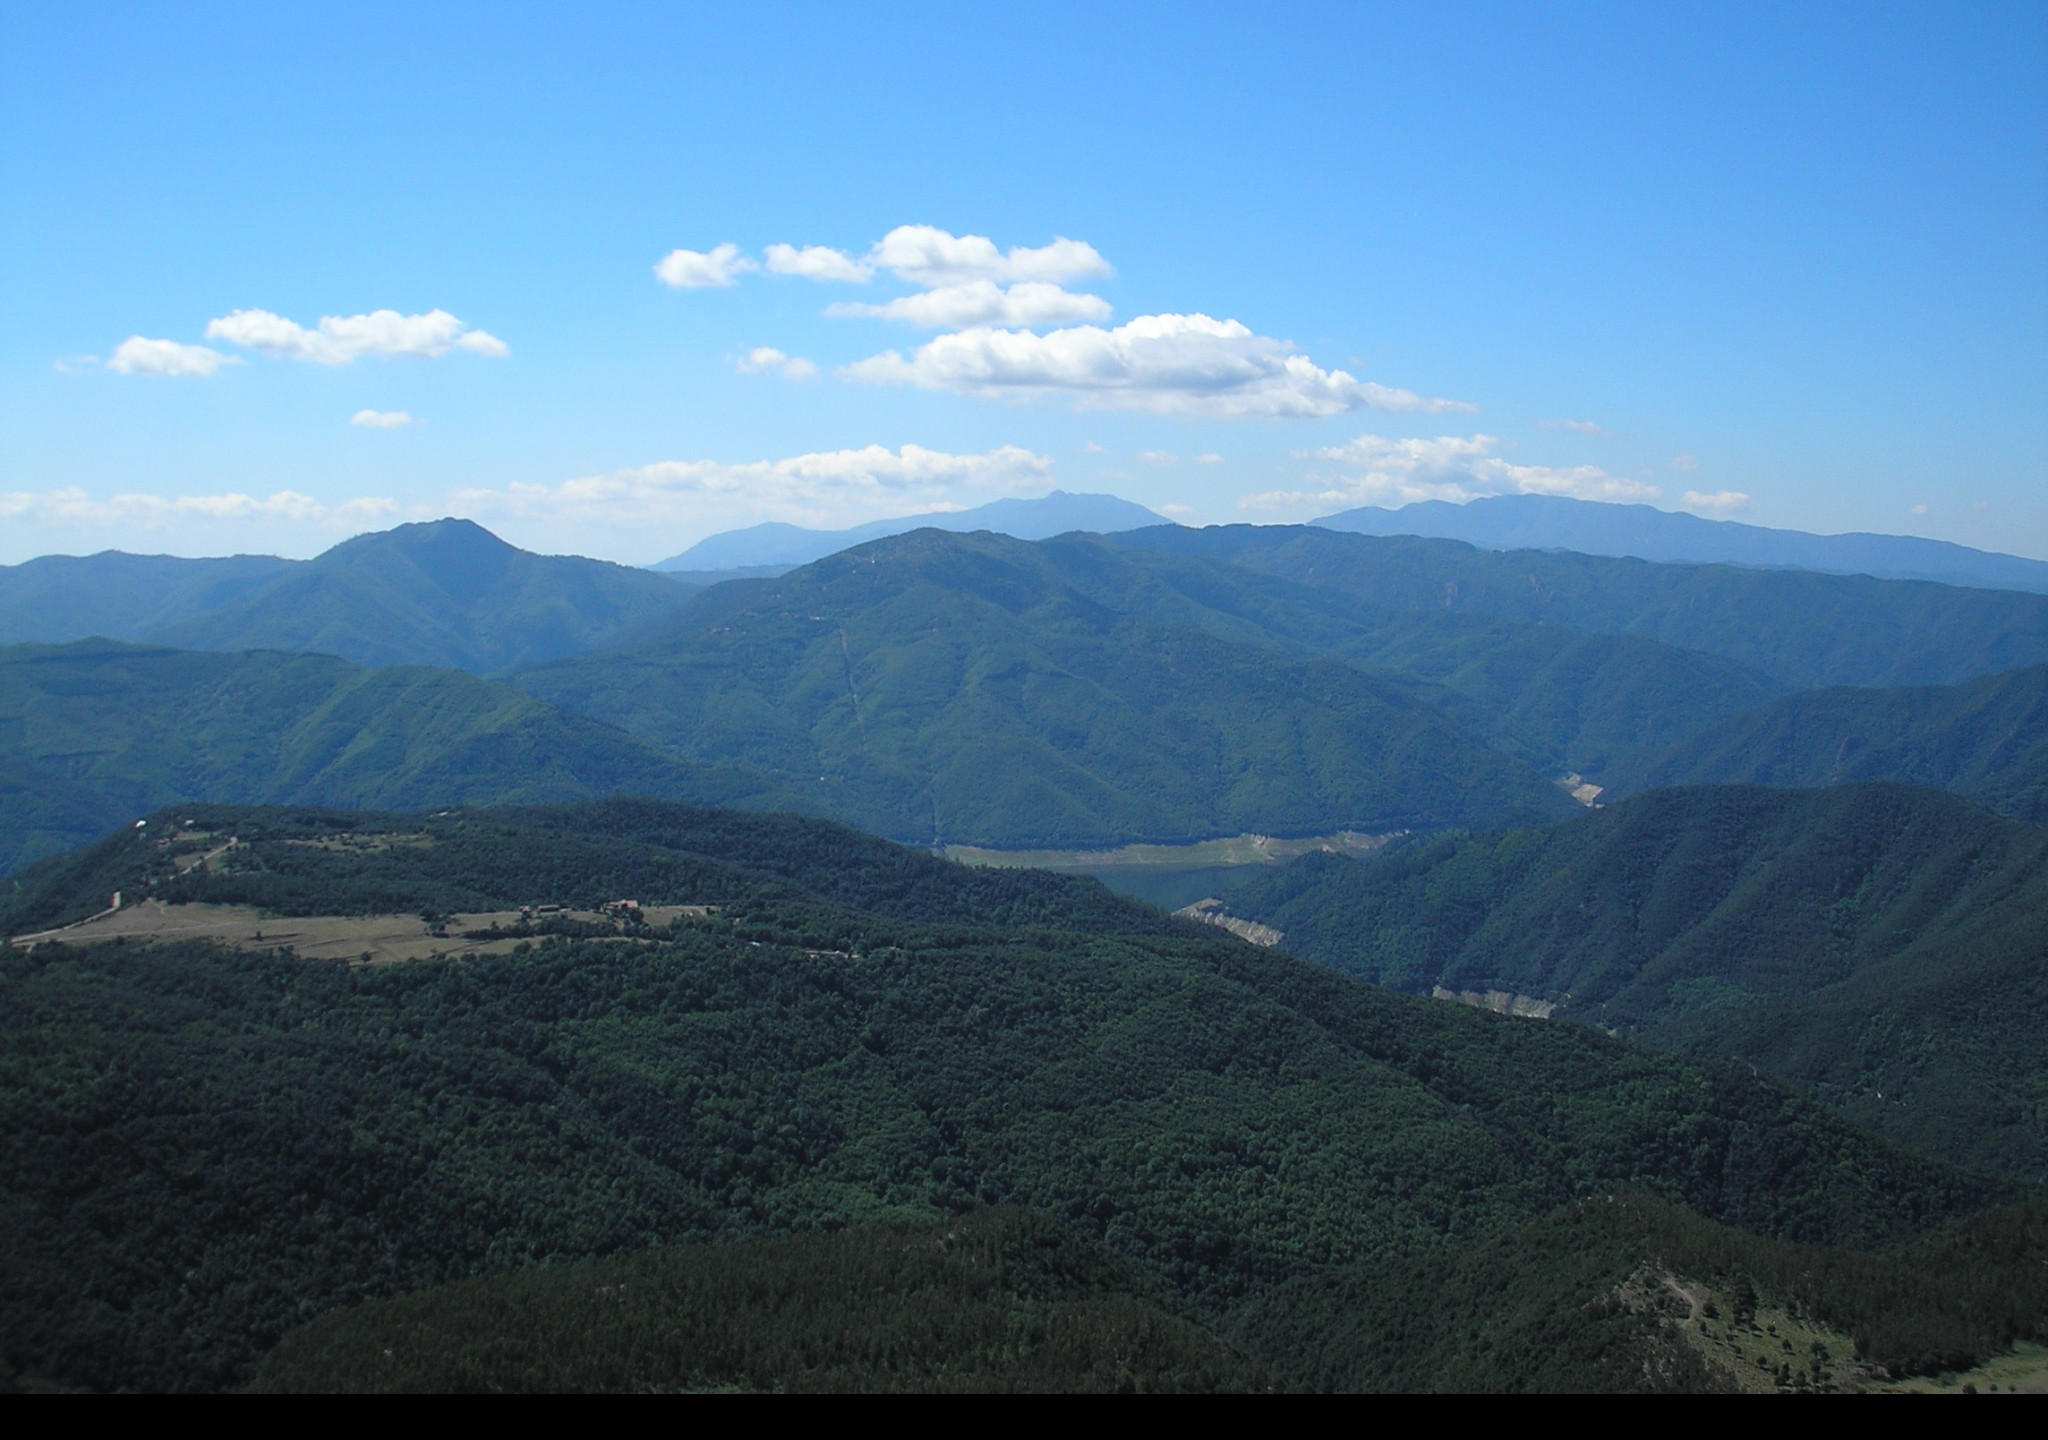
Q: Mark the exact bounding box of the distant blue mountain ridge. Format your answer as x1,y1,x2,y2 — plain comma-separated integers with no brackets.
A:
1315,493,2048,594
649,490,1169,572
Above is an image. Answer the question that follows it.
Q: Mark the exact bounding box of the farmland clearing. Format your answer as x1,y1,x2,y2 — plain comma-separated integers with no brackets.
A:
6,897,711,965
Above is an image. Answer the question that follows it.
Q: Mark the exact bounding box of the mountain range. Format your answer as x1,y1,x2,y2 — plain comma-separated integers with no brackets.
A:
648,489,1167,572
1318,493,2048,594
6,502,2048,1392
7,520,2048,871
0,520,694,673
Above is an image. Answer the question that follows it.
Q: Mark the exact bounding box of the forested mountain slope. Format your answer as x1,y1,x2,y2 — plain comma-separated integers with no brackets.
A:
145,519,693,673
516,530,1581,848
0,552,297,646
0,641,768,875
1623,664,2048,822
255,1195,2048,1393
1014,534,1785,784
1225,783,2048,1177
0,801,1993,1391
0,797,1176,939
250,1208,1270,1393
1317,493,2048,595
1235,1191,2048,1393
1111,525,2048,690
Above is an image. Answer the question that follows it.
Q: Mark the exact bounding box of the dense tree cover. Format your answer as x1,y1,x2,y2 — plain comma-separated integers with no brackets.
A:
146,519,695,674
0,642,783,876
11,523,2048,864
20,525,2022,864
0,799,1185,937
1110,524,2048,690
1621,663,2048,822
244,1195,2048,1395
0,551,296,647
0,521,690,673
515,531,1597,848
1225,783,2048,1177
1232,1191,2048,1393
0,840,1992,1390
1330,610,1781,782
994,532,1788,783
247,1208,1269,1393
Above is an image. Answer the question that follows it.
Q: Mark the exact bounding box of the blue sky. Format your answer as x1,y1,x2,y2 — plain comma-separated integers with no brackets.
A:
3,1,2043,564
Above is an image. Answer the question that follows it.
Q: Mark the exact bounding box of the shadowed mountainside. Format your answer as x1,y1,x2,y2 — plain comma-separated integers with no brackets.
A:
1110,525,2048,690
1225,782,2048,1178
249,1208,1271,1393
516,529,1582,848
1621,664,2048,822
0,551,298,646
1234,1191,2048,1393
0,641,771,875
0,800,1997,1391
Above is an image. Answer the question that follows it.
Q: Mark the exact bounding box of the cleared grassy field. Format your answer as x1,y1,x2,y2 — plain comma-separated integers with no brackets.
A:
7,899,709,964
942,830,1398,910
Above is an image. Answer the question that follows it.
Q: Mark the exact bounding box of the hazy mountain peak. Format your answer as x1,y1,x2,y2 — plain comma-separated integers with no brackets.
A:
650,489,1169,572
1315,493,2048,594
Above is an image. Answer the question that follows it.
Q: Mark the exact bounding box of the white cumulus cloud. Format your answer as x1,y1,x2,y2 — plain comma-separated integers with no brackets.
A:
866,226,1113,287
350,409,414,429
106,337,238,377
205,309,507,364
654,243,757,289
449,444,1053,532
843,313,1474,419
763,244,873,283
1683,490,1751,514
1240,432,1661,514
828,280,1111,329
733,347,819,380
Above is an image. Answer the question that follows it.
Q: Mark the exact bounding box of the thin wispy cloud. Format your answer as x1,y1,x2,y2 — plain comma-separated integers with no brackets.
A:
206,309,507,363
350,410,413,429
1683,489,1750,514
828,281,1110,329
3,443,1056,548
0,486,405,528
451,443,1053,532
1541,418,1615,438
1240,432,1660,514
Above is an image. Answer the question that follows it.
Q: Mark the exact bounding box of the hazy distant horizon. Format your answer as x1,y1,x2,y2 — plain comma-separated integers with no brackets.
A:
4,5,2042,567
